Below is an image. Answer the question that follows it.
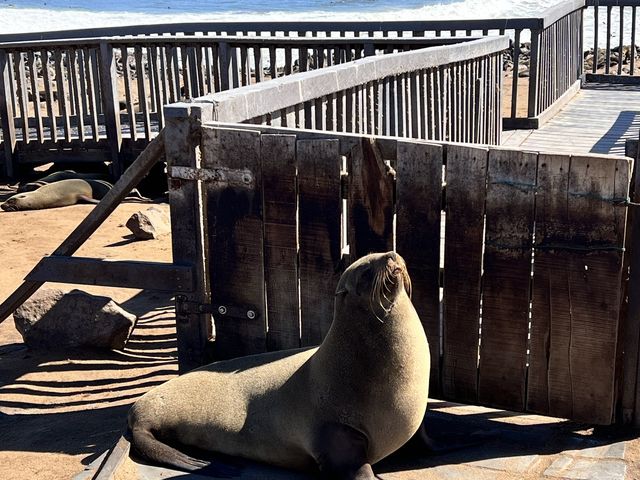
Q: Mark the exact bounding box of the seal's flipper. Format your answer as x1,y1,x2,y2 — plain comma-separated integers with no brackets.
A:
77,195,100,204
315,423,379,479
130,427,210,472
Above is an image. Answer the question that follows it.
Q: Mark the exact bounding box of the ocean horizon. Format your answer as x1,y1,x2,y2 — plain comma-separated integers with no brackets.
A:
0,0,558,33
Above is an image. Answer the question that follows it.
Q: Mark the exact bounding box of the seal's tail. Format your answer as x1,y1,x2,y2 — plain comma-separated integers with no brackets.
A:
130,426,210,471
129,427,240,477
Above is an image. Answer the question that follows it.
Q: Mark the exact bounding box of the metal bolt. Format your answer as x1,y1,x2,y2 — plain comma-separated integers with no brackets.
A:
247,310,256,319
218,305,227,315
243,173,252,184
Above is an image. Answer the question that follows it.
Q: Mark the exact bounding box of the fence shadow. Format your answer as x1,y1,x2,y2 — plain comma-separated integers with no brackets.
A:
590,109,640,155
0,290,178,466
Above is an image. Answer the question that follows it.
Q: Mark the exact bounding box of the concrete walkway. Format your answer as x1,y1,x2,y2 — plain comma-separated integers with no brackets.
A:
76,400,639,480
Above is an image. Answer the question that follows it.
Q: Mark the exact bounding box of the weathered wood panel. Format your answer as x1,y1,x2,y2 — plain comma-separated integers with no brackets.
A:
442,144,488,403
396,141,443,394
528,154,630,424
262,134,301,351
478,149,537,411
347,137,395,260
297,138,342,346
201,127,267,359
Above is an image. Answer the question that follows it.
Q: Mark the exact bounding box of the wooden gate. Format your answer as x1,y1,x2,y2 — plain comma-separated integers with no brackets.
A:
168,119,632,426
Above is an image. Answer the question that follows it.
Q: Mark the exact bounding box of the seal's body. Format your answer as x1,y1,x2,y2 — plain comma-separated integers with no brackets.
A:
18,170,107,193
128,252,430,478
1,179,112,211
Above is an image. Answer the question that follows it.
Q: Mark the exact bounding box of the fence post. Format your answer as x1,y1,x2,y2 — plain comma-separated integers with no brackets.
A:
621,137,640,425
0,50,16,178
98,40,123,178
219,41,231,91
527,28,542,118
165,101,214,373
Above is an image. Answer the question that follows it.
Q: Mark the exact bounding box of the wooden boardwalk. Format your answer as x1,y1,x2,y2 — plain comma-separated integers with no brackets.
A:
502,83,640,156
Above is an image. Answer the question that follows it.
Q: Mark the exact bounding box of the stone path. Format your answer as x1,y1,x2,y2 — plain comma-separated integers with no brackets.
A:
75,400,639,480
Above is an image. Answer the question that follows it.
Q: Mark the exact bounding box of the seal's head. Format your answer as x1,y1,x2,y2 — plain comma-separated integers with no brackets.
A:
335,251,411,321
1,193,38,211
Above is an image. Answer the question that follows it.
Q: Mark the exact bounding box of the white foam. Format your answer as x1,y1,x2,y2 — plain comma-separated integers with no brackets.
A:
0,0,558,34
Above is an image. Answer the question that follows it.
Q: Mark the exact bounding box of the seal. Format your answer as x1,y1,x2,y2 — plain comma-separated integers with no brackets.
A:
17,169,107,193
1,179,113,211
128,251,430,479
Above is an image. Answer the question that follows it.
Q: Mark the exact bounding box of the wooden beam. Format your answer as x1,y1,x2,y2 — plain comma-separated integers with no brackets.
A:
26,257,193,292
92,436,130,480
0,129,165,324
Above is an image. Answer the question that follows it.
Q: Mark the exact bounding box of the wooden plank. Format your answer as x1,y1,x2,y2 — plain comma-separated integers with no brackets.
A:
69,49,85,142
135,45,152,140
0,129,164,325
14,52,30,144
122,47,138,142
262,134,300,351
0,50,16,176
396,141,443,395
54,49,71,142
93,436,131,480
40,49,57,143
534,154,629,424
477,148,537,411
27,51,43,144
527,153,572,416
622,140,640,425
200,126,267,359
346,137,394,260
98,41,122,176
298,138,342,347
26,256,194,292
442,144,488,403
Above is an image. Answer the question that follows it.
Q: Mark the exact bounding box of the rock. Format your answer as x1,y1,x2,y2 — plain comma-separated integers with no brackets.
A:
13,289,136,350
125,206,171,240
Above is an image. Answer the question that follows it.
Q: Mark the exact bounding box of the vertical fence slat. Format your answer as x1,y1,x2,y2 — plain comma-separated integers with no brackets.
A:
98,41,122,175
346,137,394,259
122,47,137,142
298,138,342,347
14,52,30,144
442,144,488,403
83,47,100,142
0,50,16,176
69,49,85,142
262,134,301,351
396,141,443,395
201,127,267,359
41,49,57,143
478,149,537,411
135,45,152,140
54,49,71,143
27,51,43,144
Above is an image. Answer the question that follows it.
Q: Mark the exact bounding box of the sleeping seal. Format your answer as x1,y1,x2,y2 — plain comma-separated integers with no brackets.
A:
128,251,430,479
1,179,112,211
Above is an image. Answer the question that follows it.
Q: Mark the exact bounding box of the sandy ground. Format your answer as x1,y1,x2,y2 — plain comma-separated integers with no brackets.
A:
0,197,178,480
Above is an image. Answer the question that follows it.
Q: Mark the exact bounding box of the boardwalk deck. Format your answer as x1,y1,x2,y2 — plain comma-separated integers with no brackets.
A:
502,83,640,156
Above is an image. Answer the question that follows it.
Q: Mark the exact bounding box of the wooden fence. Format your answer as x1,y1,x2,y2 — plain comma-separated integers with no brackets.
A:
193,36,507,145
164,101,633,425
585,0,640,80
0,35,485,178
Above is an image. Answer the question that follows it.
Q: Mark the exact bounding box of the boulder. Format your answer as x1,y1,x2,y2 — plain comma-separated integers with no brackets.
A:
125,206,171,240
13,289,136,350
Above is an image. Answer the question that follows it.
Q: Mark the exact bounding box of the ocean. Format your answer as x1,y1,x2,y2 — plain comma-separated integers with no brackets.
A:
0,0,559,33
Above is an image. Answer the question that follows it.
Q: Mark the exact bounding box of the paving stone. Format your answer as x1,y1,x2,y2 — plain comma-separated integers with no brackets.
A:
565,441,626,459
380,463,509,480
544,456,626,480
467,453,541,473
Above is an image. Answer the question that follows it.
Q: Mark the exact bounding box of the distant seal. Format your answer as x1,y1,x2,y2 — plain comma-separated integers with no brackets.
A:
17,169,107,193
1,179,112,211
128,251,430,478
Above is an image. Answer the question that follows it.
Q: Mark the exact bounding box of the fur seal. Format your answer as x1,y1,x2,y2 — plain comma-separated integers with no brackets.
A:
128,251,430,479
1,179,113,211
17,169,107,193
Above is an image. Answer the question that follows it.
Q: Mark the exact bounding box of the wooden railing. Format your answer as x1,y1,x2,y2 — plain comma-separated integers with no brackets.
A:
180,36,508,145
0,35,475,178
585,0,640,80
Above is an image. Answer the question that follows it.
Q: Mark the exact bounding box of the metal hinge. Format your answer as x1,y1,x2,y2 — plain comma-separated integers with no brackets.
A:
175,295,259,320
